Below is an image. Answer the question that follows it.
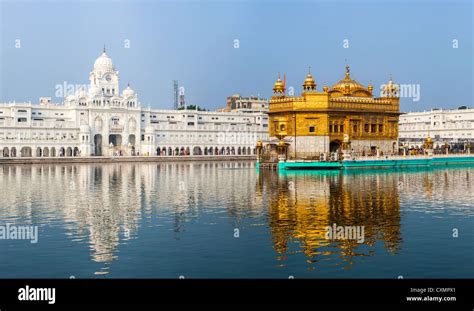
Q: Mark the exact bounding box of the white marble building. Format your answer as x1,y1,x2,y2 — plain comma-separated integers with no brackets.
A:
0,50,269,157
399,107,474,147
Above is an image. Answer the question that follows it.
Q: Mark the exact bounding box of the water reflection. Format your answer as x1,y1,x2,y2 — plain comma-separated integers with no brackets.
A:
0,162,472,277
257,170,401,268
0,162,257,275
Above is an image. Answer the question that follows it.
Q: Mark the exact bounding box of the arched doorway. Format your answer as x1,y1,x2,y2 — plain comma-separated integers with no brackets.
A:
66,147,73,157
43,147,49,157
20,147,32,157
109,134,122,148
50,147,56,157
2,147,9,157
10,147,17,157
74,147,80,156
185,147,190,155
238,147,242,155
94,134,103,156
36,147,42,157
330,140,341,153
193,146,202,155
129,134,136,146
59,147,65,157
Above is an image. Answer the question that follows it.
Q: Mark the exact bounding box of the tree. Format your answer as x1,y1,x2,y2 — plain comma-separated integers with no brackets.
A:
177,105,207,111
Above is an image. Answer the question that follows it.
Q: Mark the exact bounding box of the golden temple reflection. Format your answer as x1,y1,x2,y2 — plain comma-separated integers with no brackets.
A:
257,169,402,268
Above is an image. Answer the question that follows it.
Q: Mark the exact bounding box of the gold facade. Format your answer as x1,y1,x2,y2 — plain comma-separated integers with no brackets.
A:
269,66,401,155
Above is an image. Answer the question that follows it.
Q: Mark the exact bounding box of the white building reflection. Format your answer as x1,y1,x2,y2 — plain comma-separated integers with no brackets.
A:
0,161,258,272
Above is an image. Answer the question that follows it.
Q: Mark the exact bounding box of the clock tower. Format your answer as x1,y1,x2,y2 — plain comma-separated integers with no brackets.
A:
89,47,120,97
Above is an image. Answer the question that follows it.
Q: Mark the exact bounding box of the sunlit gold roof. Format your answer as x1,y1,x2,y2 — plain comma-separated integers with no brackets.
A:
329,65,371,97
303,73,315,87
273,72,285,95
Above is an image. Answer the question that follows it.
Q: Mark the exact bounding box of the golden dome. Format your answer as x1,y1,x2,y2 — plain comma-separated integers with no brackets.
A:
273,73,285,95
368,82,373,94
302,67,316,92
304,73,315,85
330,65,370,97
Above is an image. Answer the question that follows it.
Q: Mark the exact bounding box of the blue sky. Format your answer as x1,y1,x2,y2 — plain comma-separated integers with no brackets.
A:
0,0,472,112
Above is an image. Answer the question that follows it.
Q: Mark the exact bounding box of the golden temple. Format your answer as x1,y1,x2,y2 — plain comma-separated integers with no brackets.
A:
267,65,401,158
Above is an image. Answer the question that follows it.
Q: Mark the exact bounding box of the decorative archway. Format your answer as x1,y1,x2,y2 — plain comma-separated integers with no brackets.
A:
43,147,49,157
330,140,341,153
94,134,103,156
36,147,42,157
74,147,80,156
59,147,65,157
193,146,202,155
129,134,136,146
20,147,32,157
2,147,9,157
10,147,17,157
66,147,73,157
109,134,122,147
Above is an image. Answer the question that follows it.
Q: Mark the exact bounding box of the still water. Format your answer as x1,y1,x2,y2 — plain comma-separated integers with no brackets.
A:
0,161,472,278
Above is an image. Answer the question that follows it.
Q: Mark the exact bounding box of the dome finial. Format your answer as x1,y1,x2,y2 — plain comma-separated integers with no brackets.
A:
103,44,106,53
345,64,350,79
308,66,311,74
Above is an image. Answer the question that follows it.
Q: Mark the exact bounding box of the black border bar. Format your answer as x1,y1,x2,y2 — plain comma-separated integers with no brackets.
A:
0,279,472,306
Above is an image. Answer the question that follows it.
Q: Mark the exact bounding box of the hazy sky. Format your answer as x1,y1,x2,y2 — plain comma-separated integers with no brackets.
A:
0,0,472,112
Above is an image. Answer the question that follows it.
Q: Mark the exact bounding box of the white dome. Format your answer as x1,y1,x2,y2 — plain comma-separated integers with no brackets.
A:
122,85,135,98
93,52,114,72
